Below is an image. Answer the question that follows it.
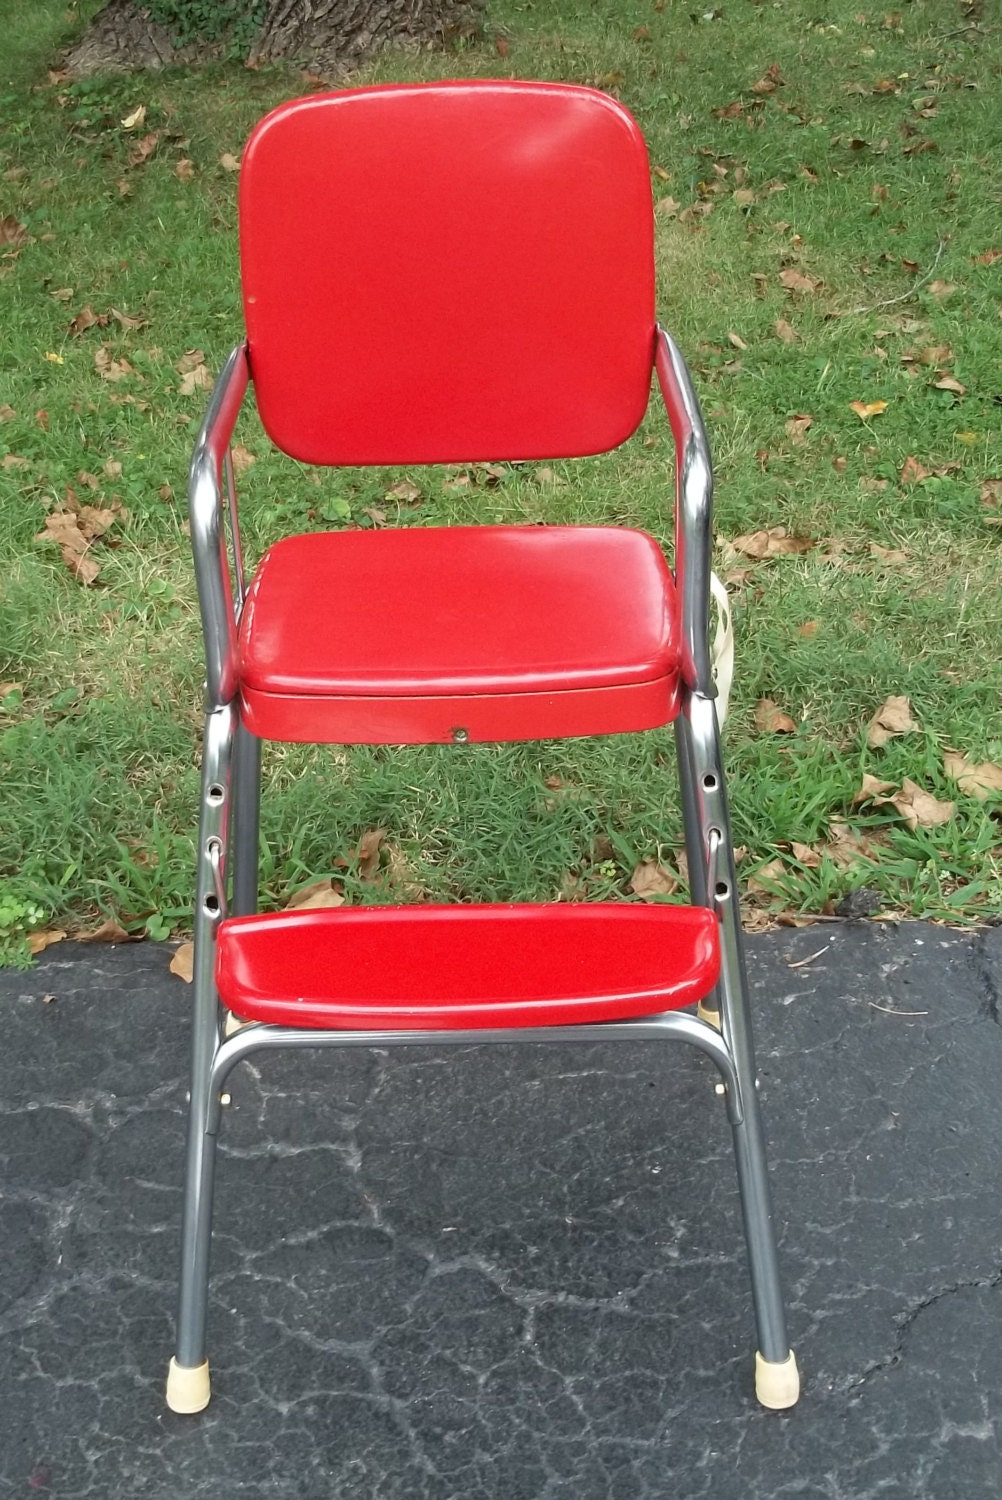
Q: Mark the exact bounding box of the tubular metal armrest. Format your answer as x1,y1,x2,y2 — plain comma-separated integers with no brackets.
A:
189,342,250,709
655,326,715,699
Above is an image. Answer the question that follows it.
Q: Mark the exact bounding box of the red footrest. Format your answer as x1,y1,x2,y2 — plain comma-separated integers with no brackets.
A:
216,903,720,1031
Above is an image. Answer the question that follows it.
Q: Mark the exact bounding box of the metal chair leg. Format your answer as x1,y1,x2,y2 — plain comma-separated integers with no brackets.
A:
231,720,261,918
680,690,799,1409
675,714,720,1028
166,704,235,1415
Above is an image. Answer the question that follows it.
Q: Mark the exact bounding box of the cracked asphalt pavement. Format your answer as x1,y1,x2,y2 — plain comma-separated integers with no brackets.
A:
2,921,1001,1498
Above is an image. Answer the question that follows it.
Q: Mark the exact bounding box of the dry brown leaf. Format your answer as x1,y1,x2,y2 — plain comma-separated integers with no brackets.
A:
656,195,680,218
755,698,797,733
179,364,213,396
169,941,194,981
943,751,1002,801
219,152,240,172
230,443,256,474
869,543,909,564
980,479,1002,507
127,131,160,167
779,268,821,293
849,399,888,419
730,525,815,560
357,828,387,881
797,619,819,638
727,331,748,350
774,317,798,343
362,506,387,527
385,478,422,504
0,403,15,421
785,413,813,443
175,348,206,374
747,857,789,896
284,878,346,910
883,779,954,831
0,215,29,247
68,304,104,336
866,694,917,748
174,158,196,181
972,249,1002,266
789,842,822,868
629,858,678,900
933,374,966,394
750,64,784,94
918,344,952,365
94,346,134,382
111,307,147,331
732,188,756,207
2,454,29,470
825,819,883,869
900,455,930,484
854,773,895,804
121,105,147,129
859,477,888,494
79,919,133,944
927,280,957,299
27,929,66,955
104,459,123,479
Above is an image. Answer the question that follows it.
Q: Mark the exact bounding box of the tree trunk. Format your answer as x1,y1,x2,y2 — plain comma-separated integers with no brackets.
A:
65,0,483,78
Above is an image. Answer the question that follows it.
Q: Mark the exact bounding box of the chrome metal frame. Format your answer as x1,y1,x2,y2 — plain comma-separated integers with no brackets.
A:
172,328,794,1409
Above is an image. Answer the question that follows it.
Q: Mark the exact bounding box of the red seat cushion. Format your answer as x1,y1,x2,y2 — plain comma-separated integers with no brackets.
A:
237,526,681,743
216,903,720,1031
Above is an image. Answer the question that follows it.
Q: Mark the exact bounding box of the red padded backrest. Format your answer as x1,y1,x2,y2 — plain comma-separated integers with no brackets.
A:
240,81,656,465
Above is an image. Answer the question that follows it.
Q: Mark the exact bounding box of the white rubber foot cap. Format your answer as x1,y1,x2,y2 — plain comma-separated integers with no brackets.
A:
166,1357,211,1414
755,1350,800,1410
697,999,722,1031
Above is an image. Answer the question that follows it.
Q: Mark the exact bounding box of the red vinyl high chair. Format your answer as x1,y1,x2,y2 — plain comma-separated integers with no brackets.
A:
166,80,800,1416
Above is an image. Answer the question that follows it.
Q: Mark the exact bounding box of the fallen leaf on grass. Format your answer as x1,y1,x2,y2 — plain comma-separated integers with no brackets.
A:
219,152,241,172
656,195,680,218
230,443,256,474
933,374,966,395
79,919,133,944
866,694,917,748
825,819,884,869
869,542,909,564
111,306,147,331
981,480,1002,507
747,857,790,896
727,331,748,350
284,878,345,910
69,304,106,336
785,413,813,443
854,773,895,804
94,346,135,382
900,455,930,483
779,268,822,293
27,930,66,955
174,158,196,181
927,280,957,300
774,318,798,343
35,494,126,586
0,403,15,421
179,364,213,396
127,132,160,167
729,526,815,559
849,399,888,419
0,215,29,247
789,842,822,869
169,941,194,981
797,619,819,638
750,64,784,94
943,751,1002,801
49,287,73,302
755,698,797,733
972,249,1002,266
629,858,678,900
385,478,422,504
917,344,952,365
121,105,147,130
357,828,387,881
880,779,954,831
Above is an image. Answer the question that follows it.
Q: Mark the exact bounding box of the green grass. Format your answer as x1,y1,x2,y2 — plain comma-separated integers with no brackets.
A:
1,0,1001,952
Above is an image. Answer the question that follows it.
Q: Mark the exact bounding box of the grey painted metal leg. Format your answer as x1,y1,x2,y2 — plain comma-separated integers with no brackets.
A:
167,703,235,1415
676,714,721,1024
682,691,799,1405
231,720,261,917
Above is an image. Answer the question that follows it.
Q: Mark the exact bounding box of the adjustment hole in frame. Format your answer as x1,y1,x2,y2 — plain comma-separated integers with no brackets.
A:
203,894,221,918
714,880,730,899
702,772,719,792
206,784,225,805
